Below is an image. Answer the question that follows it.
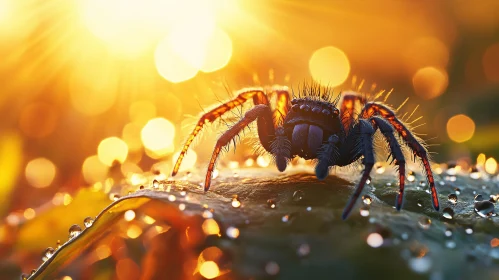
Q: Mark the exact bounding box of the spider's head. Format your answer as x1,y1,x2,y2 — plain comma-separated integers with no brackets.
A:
286,98,342,135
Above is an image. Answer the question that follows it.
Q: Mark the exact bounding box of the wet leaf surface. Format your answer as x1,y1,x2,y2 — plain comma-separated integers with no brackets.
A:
25,166,499,279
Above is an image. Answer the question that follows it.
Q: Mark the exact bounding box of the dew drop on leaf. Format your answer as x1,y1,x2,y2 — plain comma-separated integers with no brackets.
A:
360,206,370,217
362,195,372,205
68,224,82,239
83,217,94,228
447,194,458,204
442,207,454,219
42,247,55,262
418,217,431,230
474,201,497,218
292,190,304,202
226,226,240,239
267,199,276,209
297,243,310,257
231,195,242,208
152,179,159,188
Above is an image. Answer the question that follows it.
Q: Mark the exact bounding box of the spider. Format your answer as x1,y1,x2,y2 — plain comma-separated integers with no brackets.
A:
171,84,440,219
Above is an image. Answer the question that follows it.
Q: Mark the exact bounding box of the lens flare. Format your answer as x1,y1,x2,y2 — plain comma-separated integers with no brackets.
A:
309,46,350,87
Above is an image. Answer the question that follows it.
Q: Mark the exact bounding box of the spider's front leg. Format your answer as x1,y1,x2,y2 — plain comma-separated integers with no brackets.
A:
172,88,273,176
315,135,340,180
204,104,274,191
342,119,375,220
370,116,406,210
361,102,440,211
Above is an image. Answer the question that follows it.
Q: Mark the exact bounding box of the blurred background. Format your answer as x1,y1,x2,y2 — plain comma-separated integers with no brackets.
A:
0,0,499,253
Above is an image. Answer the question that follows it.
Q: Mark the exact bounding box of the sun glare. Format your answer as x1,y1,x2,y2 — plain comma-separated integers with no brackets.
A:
309,46,350,87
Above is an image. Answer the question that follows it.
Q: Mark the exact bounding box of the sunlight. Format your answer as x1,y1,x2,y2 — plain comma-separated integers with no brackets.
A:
309,46,350,87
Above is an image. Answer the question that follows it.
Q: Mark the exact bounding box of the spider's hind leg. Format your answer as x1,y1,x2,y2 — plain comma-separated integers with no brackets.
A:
370,116,406,210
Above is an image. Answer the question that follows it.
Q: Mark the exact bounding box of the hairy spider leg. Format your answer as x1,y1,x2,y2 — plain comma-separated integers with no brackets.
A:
315,135,340,180
270,87,291,127
340,93,367,135
172,88,272,176
204,105,272,191
342,120,375,220
370,117,406,210
360,102,440,211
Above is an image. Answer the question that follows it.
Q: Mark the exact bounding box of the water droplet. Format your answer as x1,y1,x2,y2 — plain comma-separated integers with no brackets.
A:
30,269,36,276
179,188,187,196
445,240,456,249
226,226,240,239
265,261,280,275
21,273,29,280
297,243,310,257
306,206,312,211
110,194,120,201
179,203,186,211
454,187,461,195
474,194,483,202
267,199,276,209
281,213,297,223
490,194,499,203
465,227,473,234
360,206,370,217
470,166,481,179
202,210,213,219
42,247,55,261
152,180,159,188
362,195,372,205
231,195,242,208
366,232,384,248
375,163,385,174
56,240,61,249
168,194,176,202
417,200,423,207
83,217,94,228
408,257,432,274
407,171,416,182
447,194,458,204
366,178,371,185
68,224,82,239
419,181,427,187
418,217,431,230
474,200,497,218
292,190,304,202
442,207,454,219
139,185,144,190
444,228,453,237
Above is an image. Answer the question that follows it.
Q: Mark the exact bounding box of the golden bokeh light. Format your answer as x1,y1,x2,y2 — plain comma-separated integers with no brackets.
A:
124,210,136,221
172,149,197,172
485,157,497,174
446,114,475,143
97,137,129,166
309,46,350,87
198,28,233,72
23,208,36,220
202,219,220,235
129,101,157,126
412,66,449,100
477,153,486,166
199,261,220,279
19,102,59,138
82,155,109,184
126,224,143,239
122,123,143,152
25,158,57,188
141,118,175,157
404,37,449,73
482,42,499,82
154,35,200,83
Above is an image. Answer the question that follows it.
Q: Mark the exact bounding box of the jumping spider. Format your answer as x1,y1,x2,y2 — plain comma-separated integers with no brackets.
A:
172,84,440,219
